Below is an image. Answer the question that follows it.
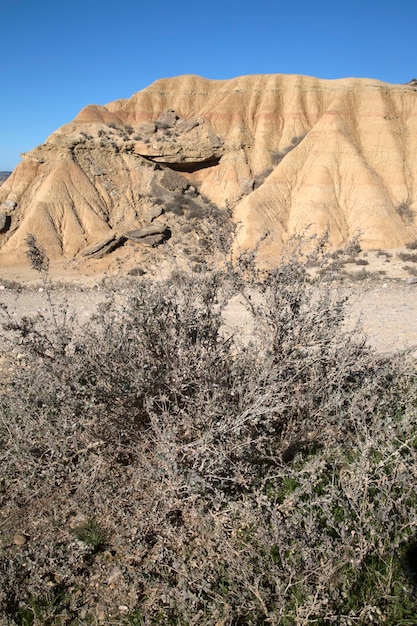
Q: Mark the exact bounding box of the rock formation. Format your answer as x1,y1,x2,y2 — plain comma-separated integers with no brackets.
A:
2,74,417,270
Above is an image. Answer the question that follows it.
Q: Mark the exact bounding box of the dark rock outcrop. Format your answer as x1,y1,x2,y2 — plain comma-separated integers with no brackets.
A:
81,235,125,259
125,223,171,247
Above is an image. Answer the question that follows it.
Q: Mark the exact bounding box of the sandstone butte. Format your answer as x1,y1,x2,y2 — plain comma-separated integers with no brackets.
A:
2,73,417,273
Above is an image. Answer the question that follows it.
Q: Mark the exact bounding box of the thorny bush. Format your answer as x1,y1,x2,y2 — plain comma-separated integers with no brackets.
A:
1,236,417,624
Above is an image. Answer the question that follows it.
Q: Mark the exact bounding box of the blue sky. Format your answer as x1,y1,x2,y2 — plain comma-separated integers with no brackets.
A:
1,0,416,170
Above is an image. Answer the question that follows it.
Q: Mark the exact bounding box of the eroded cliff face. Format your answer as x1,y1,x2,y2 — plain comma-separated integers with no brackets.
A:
2,73,417,270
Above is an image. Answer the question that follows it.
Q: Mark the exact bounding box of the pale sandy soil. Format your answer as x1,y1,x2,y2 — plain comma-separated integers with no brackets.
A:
344,283,417,353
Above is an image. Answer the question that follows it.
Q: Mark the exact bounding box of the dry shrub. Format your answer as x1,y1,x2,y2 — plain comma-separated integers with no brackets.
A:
398,251,417,263
1,238,417,624
345,267,372,281
403,264,417,277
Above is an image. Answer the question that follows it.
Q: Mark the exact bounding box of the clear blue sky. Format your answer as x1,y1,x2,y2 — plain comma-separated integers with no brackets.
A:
1,0,416,171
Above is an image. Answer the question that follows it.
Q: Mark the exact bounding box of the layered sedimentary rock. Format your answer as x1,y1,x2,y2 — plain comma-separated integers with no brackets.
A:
1,74,417,269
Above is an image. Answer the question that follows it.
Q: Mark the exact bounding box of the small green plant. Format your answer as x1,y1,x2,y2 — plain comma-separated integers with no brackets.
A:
11,588,67,625
72,519,106,549
125,611,145,625
341,555,417,624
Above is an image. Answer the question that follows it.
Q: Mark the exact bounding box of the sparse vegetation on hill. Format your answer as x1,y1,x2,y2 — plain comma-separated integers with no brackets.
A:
1,237,417,624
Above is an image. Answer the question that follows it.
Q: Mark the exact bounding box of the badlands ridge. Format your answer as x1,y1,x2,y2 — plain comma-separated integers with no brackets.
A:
1,73,417,272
